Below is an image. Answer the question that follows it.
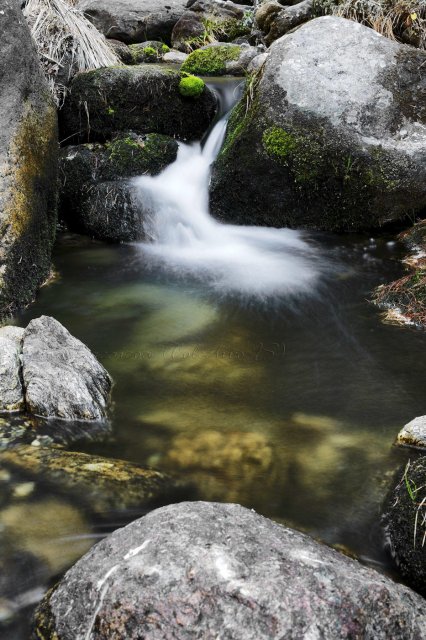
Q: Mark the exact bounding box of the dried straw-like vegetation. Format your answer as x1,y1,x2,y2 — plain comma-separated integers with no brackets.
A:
23,0,120,105
314,0,426,49
374,220,426,328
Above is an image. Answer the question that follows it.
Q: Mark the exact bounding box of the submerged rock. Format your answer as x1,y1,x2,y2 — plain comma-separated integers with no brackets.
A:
161,430,279,504
60,64,217,143
0,497,92,576
33,502,426,639
0,445,182,517
78,0,187,44
383,457,426,596
22,316,112,421
210,17,426,231
59,134,178,242
0,328,24,413
395,416,426,449
0,1,58,315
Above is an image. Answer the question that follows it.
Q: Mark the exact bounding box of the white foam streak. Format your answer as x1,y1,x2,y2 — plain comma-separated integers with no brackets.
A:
134,112,327,298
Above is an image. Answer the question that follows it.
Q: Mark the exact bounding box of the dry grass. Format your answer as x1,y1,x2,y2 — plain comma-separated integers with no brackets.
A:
23,0,120,105
314,0,426,49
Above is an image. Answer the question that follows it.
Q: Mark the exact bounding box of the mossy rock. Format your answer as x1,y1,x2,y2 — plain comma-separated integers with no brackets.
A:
171,3,253,53
129,41,170,64
59,133,178,242
60,64,217,143
181,44,241,76
210,18,426,232
382,457,426,596
0,3,58,317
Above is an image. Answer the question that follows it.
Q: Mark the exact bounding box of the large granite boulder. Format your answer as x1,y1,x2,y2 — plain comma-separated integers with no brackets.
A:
33,502,426,639
0,1,58,315
60,64,217,143
22,316,112,421
210,17,426,232
77,0,188,44
383,458,426,596
59,134,178,242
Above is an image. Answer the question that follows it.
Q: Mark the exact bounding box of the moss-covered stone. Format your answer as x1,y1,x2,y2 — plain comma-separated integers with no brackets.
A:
181,44,241,76
179,75,205,98
0,1,58,317
60,64,217,143
210,19,426,231
383,457,426,596
59,133,178,242
129,41,170,64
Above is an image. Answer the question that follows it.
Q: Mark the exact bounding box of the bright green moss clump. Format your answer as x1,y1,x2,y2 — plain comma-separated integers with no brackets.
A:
179,75,205,98
143,46,156,56
262,127,297,158
181,45,241,76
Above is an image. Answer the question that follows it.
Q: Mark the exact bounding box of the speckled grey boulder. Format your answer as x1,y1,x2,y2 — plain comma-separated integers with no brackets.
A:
22,316,112,421
395,416,426,449
210,17,426,231
33,502,426,639
0,328,24,412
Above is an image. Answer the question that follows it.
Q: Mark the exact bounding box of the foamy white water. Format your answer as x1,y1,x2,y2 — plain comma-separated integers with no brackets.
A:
134,101,328,298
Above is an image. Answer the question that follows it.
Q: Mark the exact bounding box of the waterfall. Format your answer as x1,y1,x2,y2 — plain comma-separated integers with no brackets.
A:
134,83,328,299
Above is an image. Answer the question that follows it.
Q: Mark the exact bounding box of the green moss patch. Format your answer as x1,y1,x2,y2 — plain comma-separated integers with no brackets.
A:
181,45,241,76
262,127,297,159
179,75,205,98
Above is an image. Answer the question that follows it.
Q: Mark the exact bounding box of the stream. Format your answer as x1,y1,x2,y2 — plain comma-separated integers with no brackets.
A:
4,78,426,636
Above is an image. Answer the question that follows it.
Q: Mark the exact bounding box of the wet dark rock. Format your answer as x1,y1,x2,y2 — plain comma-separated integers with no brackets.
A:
210,17,426,232
77,0,188,44
0,445,182,517
60,64,218,143
33,502,426,639
59,134,178,242
0,1,58,315
383,457,426,596
108,39,133,64
22,316,112,421
172,0,253,52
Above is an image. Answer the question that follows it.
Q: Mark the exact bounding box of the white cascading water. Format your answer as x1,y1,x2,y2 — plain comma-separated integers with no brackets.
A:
134,89,327,299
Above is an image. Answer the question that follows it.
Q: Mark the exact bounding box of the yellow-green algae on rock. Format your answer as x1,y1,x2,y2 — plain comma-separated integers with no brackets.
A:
0,2,58,316
0,446,184,516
